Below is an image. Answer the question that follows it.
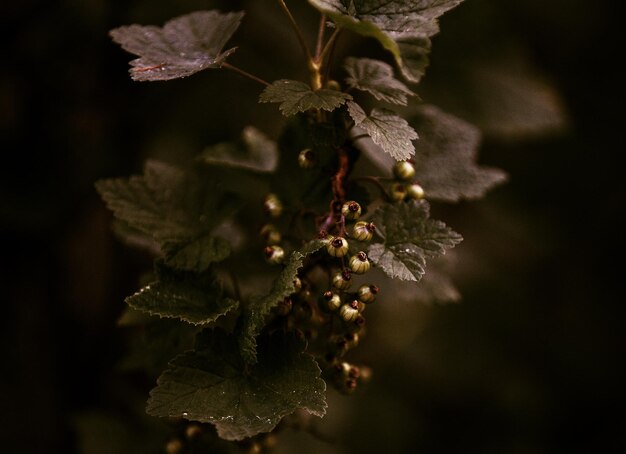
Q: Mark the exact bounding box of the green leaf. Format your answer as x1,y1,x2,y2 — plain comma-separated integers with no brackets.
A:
344,57,416,105
126,265,238,325
110,10,244,81
147,329,326,441
96,161,236,272
239,240,324,364
348,101,417,161
259,80,352,116
368,200,462,281
198,126,278,173
308,0,464,82
410,105,508,202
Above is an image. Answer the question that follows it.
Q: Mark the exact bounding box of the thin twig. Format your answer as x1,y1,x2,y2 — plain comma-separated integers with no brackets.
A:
278,0,313,62
222,62,270,86
315,14,326,60
318,28,341,65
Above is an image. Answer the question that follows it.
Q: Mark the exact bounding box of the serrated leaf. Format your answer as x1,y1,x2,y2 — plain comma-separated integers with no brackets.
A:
126,265,238,325
368,200,462,281
199,126,278,173
348,101,417,161
110,10,244,81
259,79,352,116
410,105,508,201
147,329,326,441
239,240,324,364
344,57,416,105
308,0,464,82
96,161,236,272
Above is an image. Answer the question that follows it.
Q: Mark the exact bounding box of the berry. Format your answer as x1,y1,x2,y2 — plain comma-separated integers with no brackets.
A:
276,297,293,316
357,284,379,304
407,182,425,200
327,236,349,257
322,291,342,312
264,245,285,264
349,251,371,274
259,223,281,245
332,269,352,290
393,161,416,181
390,182,407,202
165,439,183,454
339,300,360,322
263,193,283,217
326,80,341,91
341,201,362,220
352,221,376,241
293,276,302,293
185,424,202,439
298,148,316,169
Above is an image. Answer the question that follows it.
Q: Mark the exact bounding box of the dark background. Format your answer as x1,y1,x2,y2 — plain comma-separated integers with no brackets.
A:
1,0,624,452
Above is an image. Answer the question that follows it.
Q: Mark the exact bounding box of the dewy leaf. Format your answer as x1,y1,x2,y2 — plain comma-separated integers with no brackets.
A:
198,126,278,173
368,200,462,281
410,105,508,202
96,161,236,272
147,329,326,441
126,265,238,325
239,240,324,364
348,101,417,161
308,0,464,82
344,57,416,105
259,80,352,116
110,10,244,81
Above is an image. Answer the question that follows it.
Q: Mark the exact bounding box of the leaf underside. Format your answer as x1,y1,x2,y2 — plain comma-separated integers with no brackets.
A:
110,10,244,81
368,200,462,281
259,79,352,116
147,329,326,440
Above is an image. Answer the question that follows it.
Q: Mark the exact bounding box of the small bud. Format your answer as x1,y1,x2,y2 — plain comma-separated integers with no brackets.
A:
293,276,302,293
165,439,183,454
185,424,202,440
332,269,352,290
263,193,283,217
357,284,379,304
341,201,362,220
349,251,371,274
339,300,360,322
352,221,376,241
264,245,285,264
326,80,341,91
322,291,342,312
259,223,281,245
393,160,416,181
298,148,316,169
327,236,349,257
276,297,293,316
406,182,425,200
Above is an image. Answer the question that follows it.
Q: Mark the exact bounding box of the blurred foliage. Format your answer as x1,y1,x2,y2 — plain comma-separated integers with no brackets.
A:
1,0,624,453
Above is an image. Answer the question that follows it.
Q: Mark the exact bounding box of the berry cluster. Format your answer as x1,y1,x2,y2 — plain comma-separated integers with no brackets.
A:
389,161,425,202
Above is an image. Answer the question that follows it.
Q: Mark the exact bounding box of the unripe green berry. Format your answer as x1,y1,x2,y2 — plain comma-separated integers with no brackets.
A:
339,300,360,322
322,290,342,312
165,439,183,454
298,148,316,169
407,182,425,200
259,223,281,245
332,269,352,290
341,201,362,220
390,183,407,201
263,193,283,217
327,80,341,91
264,245,285,264
345,332,360,348
185,424,202,439
357,284,379,303
327,236,349,257
393,160,416,181
352,221,376,241
349,251,371,274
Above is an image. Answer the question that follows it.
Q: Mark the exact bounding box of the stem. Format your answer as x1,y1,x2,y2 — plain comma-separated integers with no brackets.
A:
318,28,341,66
352,134,370,142
332,147,350,203
222,63,269,86
315,15,326,60
278,0,313,62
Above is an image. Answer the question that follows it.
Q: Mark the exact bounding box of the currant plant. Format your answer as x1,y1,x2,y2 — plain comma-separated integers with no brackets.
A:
97,1,507,451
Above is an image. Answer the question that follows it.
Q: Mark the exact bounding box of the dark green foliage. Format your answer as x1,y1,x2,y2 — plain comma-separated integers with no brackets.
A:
259,80,352,116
